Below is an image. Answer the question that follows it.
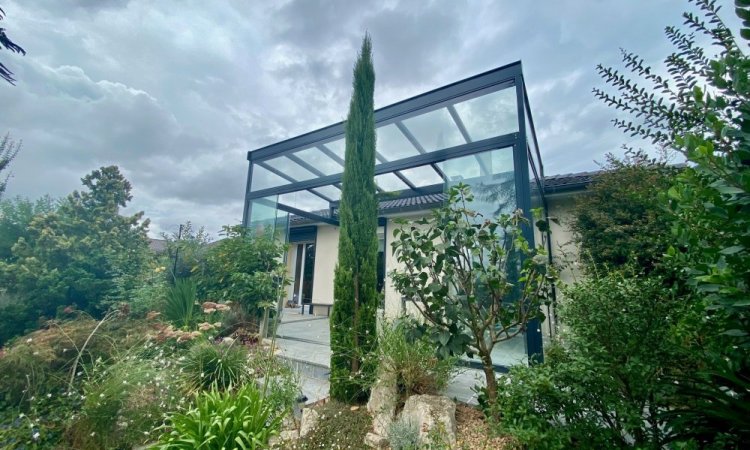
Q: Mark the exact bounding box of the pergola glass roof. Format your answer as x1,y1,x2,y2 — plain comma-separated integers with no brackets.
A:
244,60,546,232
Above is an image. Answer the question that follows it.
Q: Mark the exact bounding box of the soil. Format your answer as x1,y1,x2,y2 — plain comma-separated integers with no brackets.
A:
454,403,514,450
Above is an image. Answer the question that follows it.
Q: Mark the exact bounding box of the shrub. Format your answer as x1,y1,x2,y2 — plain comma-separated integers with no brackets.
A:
154,383,282,450
387,416,420,450
179,340,249,391
163,278,199,330
490,270,692,449
377,319,459,403
69,350,183,449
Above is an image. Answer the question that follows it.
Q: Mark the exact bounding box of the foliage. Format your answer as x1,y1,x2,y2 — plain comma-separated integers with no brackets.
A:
330,34,379,403
179,340,249,392
0,7,26,85
377,319,459,404
0,195,56,261
0,166,152,344
154,383,282,450
387,416,420,450
163,278,199,330
201,225,287,319
69,344,183,449
161,221,211,280
492,270,691,449
569,149,678,274
289,400,372,450
0,133,21,199
390,183,555,405
595,0,750,444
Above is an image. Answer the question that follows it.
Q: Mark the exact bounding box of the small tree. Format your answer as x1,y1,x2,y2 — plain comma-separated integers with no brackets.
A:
390,184,555,405
330,35,379,402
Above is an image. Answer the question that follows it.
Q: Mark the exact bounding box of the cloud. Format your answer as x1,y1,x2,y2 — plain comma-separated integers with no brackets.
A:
0,0,725,236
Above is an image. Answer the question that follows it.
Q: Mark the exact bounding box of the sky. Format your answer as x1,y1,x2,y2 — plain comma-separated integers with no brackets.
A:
0,0,735,238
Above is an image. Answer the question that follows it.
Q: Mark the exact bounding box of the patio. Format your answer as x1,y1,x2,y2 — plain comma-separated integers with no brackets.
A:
274,307,487,406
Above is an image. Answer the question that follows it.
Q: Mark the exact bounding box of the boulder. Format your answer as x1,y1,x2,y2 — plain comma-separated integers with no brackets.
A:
367,370,398,436
364,432,388,448
299,407,320,437
400,395,456,446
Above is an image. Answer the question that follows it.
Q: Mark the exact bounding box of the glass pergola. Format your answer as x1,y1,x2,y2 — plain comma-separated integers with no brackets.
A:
243,61,549,364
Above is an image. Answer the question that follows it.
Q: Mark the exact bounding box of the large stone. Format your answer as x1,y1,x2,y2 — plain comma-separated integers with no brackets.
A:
367,370,398,436
299,407,320,437
364,432,388,448
400,395,456,446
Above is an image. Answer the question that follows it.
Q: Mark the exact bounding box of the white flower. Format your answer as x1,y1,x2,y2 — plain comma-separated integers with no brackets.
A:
26,338,32,343
46,393,52,398
32,431,40,440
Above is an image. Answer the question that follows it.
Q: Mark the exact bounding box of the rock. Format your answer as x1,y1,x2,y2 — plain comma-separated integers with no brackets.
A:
367,370,397,436
364,432,388,448
400,395,456,446
350,405,360,411
299,407,320,437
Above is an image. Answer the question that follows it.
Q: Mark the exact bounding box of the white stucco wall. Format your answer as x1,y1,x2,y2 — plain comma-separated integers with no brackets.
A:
311,224,339,305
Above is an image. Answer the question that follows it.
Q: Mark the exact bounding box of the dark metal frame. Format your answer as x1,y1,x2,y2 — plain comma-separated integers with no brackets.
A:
243,60,550,366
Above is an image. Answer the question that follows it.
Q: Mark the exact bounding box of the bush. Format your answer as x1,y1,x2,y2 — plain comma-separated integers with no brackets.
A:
491,270,692,449
153,383,282,450
68,347,183,449
163,278,199,330
388,416,420,450
179,340,249,391
377,319,459,403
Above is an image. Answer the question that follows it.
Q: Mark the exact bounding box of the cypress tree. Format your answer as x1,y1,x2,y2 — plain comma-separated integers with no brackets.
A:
329,35,379,402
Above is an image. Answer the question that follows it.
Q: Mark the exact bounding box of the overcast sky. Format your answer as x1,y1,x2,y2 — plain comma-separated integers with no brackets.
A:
0,0,734,237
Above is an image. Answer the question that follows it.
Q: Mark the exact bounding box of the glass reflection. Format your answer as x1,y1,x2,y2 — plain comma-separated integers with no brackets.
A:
250,164,290,192
265,157,316,182
453,87,518,141
401,108,464,152
295,148,343,176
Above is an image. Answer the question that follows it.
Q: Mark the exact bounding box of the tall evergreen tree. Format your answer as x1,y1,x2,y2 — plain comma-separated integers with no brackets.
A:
329,35,379,402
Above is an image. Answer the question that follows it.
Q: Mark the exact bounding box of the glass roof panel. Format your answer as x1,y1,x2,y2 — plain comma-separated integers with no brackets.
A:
295,147,342,176
325,139,346,160
401,107,465,152
250,165,290,192
439,146,514,182
264,156,316,182
312,184,341,201
375,173,409,192
453,87,518,141
376,124,421,161
279,190,329,212
399,164,443,187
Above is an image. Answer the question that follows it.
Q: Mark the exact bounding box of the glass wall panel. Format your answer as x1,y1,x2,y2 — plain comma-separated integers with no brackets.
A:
247,196,288,242
441,146,526,365
265,156,316,182
295,148,343,176
377,123,421,161
453,87,518,141
401,108,465,152
439,146,516,219
250,164,290,192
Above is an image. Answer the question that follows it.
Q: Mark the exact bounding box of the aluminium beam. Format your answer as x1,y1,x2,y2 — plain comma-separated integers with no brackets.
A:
247,133,519,200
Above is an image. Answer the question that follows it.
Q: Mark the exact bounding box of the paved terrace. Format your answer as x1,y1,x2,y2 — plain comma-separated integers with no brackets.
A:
274,307,487,405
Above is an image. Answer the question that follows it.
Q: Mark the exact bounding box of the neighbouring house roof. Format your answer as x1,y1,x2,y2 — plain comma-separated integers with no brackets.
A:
288,170,599,226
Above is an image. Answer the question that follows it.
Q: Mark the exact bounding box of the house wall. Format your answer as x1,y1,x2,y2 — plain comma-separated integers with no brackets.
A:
311,224,339,306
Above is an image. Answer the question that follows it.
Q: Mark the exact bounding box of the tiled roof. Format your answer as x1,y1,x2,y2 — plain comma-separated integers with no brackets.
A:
288,170,599,225
543,170,598,193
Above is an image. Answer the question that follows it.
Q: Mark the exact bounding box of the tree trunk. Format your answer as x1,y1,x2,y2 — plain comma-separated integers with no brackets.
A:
481,353,498,407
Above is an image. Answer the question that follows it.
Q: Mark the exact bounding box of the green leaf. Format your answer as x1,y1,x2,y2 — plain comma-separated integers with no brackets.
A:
720,245,745,255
